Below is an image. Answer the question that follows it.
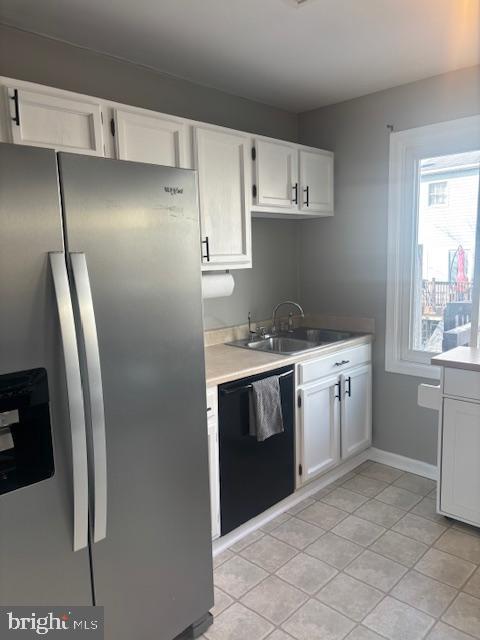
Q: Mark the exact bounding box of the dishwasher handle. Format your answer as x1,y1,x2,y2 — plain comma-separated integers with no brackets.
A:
220,369,293,395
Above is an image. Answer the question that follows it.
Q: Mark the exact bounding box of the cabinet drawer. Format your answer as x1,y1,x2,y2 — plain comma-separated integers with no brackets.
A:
444,368,480,401
298,344,371,385
206,386,218,418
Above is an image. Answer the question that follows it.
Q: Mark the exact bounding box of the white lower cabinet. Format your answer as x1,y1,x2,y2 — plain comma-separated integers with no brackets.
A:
206,387,221,540
341,364,372,459
419,362,480,529
299,375,340,482
440,398,480,526
297,348,372,486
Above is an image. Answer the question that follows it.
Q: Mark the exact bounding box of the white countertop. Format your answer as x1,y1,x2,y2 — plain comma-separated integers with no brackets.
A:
432,346,480,373
205,334,372,386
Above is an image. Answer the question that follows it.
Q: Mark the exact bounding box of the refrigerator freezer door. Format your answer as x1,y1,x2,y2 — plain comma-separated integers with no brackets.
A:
0,143,92,604
58,154,213,640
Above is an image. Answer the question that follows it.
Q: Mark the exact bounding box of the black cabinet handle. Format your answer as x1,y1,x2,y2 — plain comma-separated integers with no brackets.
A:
335,381,341,402
346,376,352,397
304,185,310,207
201,236,210,262
334,359,350,367
10,89,20,126
292,183,298,205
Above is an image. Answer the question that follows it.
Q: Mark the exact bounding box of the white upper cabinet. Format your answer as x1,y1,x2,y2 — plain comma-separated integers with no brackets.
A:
252,139,334,217
340,364,372,460
254,139,298,209
4,85,105,156
299,375,340,482
113,108,189,167
299,148,334,214
194,125,252,271
0,76,336,272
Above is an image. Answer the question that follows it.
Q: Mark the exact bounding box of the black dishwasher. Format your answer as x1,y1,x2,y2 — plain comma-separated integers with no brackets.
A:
218,366,295,535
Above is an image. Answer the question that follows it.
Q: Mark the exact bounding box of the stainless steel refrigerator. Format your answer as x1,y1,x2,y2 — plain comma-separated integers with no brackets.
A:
0,142,214,640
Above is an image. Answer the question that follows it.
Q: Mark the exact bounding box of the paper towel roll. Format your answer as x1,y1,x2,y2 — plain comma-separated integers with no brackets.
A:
201,273,235,299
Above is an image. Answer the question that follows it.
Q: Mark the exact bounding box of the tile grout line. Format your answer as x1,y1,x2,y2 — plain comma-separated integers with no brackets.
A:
331,471,480,631
210,461,480,640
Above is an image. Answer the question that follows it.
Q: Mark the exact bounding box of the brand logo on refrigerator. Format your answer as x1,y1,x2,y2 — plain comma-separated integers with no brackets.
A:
164,186,184,196
1,607,103,638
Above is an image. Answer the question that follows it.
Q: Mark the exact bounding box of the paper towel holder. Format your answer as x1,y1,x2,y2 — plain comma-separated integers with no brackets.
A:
201,271,235,300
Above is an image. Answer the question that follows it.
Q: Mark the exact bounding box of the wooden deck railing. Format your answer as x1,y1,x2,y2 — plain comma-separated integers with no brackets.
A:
422,279,473,315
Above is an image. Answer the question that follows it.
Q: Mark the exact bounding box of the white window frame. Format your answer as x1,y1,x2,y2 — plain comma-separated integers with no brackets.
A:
386,115,480,379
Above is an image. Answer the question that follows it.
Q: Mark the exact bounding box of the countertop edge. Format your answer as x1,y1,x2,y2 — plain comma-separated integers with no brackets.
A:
431,346,480,373
205,334,373,387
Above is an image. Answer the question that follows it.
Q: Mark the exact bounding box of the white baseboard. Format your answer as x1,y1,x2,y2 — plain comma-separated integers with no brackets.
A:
369,447,438,480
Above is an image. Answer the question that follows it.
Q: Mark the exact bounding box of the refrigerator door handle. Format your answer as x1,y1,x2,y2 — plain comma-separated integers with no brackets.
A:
49,252,89,552
70,252,107,544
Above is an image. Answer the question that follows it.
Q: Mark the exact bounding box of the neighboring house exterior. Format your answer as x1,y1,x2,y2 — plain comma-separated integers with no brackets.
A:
419,151,480,282
416,151,480,351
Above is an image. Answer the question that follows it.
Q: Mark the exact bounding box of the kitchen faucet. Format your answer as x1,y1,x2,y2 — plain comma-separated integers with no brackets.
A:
271,301,305,335
248,312,268,340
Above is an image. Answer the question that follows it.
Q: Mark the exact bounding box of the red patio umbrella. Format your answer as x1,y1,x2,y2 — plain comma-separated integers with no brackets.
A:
455,245,468,297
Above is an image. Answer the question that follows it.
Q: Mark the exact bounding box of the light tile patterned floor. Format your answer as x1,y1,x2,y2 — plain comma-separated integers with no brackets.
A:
202,461,480,640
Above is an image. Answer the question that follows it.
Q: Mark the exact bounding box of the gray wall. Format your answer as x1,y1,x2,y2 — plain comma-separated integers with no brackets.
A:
4,25,478,463
0,25,300,329
298,65,480,464
0,25,297,140
203,219,300,330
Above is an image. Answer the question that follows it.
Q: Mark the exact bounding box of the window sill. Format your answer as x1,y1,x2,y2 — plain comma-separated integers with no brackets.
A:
385,357,440,381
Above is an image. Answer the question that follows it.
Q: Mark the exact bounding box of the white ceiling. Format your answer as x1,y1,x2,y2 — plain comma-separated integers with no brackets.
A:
0,0,479,112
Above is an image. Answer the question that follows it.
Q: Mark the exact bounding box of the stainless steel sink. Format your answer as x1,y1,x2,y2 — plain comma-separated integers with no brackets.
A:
289,327,355,343
244,337,320,354
226,327,358,355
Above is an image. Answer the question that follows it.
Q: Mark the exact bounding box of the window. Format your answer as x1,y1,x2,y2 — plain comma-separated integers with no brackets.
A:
386,116,480,378
428,181,448,206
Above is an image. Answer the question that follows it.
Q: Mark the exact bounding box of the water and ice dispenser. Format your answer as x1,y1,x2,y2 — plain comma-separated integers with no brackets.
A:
0,368,54,495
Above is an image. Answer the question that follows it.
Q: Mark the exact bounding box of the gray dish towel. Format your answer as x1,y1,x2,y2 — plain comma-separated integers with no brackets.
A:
249,375,284,442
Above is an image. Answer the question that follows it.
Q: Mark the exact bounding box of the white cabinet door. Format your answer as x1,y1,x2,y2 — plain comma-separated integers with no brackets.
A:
207,414,221,540
255,139,298,209
299,375,340,483
5,85,104,155
340,364,372,460
299,149,334,214
441,398,480,525
113,108,189,167
194,126,252,270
